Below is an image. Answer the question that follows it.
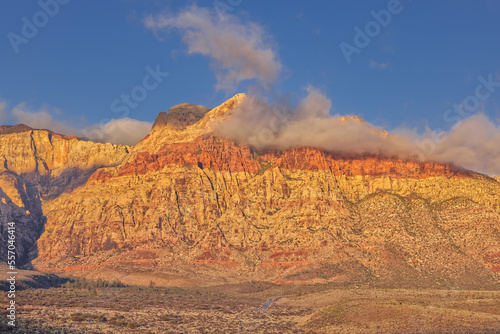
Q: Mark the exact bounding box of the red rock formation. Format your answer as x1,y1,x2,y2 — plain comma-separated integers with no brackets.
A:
115,136,261,177
96,136,469,183
1,95,498,289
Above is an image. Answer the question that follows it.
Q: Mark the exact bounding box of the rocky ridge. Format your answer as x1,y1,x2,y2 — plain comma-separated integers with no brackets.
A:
20,94,499,289
0,129,129,267
0,124,34,135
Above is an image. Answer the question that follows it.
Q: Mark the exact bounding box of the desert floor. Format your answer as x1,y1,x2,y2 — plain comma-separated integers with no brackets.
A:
1,278,499,333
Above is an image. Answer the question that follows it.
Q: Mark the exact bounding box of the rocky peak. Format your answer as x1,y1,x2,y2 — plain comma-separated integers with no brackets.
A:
152,103,210,130
133,94,247,154
191,93,246,130
0,123,33,135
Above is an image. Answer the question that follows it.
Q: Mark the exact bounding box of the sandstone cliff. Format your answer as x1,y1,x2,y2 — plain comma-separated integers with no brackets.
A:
0,129,130,267
26,95,500,289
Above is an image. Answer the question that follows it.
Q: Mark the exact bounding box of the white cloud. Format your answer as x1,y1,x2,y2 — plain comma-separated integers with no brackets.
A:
81,118,152,146
425,114,500,176
144,5,282,91
2,101,151,146
0,100,7,121
217,90,500,176
370,60,390,70
11,102,76,135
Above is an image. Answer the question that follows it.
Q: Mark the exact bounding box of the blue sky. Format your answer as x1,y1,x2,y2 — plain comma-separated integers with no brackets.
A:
1,0,500,135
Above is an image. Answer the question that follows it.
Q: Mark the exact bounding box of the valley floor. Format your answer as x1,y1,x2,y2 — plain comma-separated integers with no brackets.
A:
1,282,499,333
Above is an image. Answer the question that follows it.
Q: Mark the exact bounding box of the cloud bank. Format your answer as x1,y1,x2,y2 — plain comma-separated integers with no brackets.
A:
216,89,500,176
144,5,282,91
423,114,500,176
81,118,152,146
11,102,77,135
1,101,151,146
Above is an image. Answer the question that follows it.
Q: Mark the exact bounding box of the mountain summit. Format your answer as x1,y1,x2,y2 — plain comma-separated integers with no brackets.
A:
152,103,211,130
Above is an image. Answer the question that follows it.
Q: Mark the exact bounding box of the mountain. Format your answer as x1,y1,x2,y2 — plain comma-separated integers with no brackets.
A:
1,94,499,289
0,129,129,267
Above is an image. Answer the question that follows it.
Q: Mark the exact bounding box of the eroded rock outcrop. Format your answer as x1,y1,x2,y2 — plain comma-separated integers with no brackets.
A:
152,103,210,130
0,129,130,267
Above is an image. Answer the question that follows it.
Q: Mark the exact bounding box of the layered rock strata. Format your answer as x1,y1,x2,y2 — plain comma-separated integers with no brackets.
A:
28,95,500,288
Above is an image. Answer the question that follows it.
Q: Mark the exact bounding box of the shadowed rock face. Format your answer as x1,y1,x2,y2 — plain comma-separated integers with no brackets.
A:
152,103,210,130
0,129,130,268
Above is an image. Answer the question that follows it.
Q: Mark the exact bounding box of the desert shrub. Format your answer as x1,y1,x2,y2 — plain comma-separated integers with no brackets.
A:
70,313,85,322
111,279,125,287
62,277,126,289
127,322,138,329
109,315,137,328
95,314,107,322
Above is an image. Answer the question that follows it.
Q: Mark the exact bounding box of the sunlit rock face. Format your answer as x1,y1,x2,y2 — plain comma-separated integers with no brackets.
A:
0,128,129,267
1,94,499,288
152,103,210,130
